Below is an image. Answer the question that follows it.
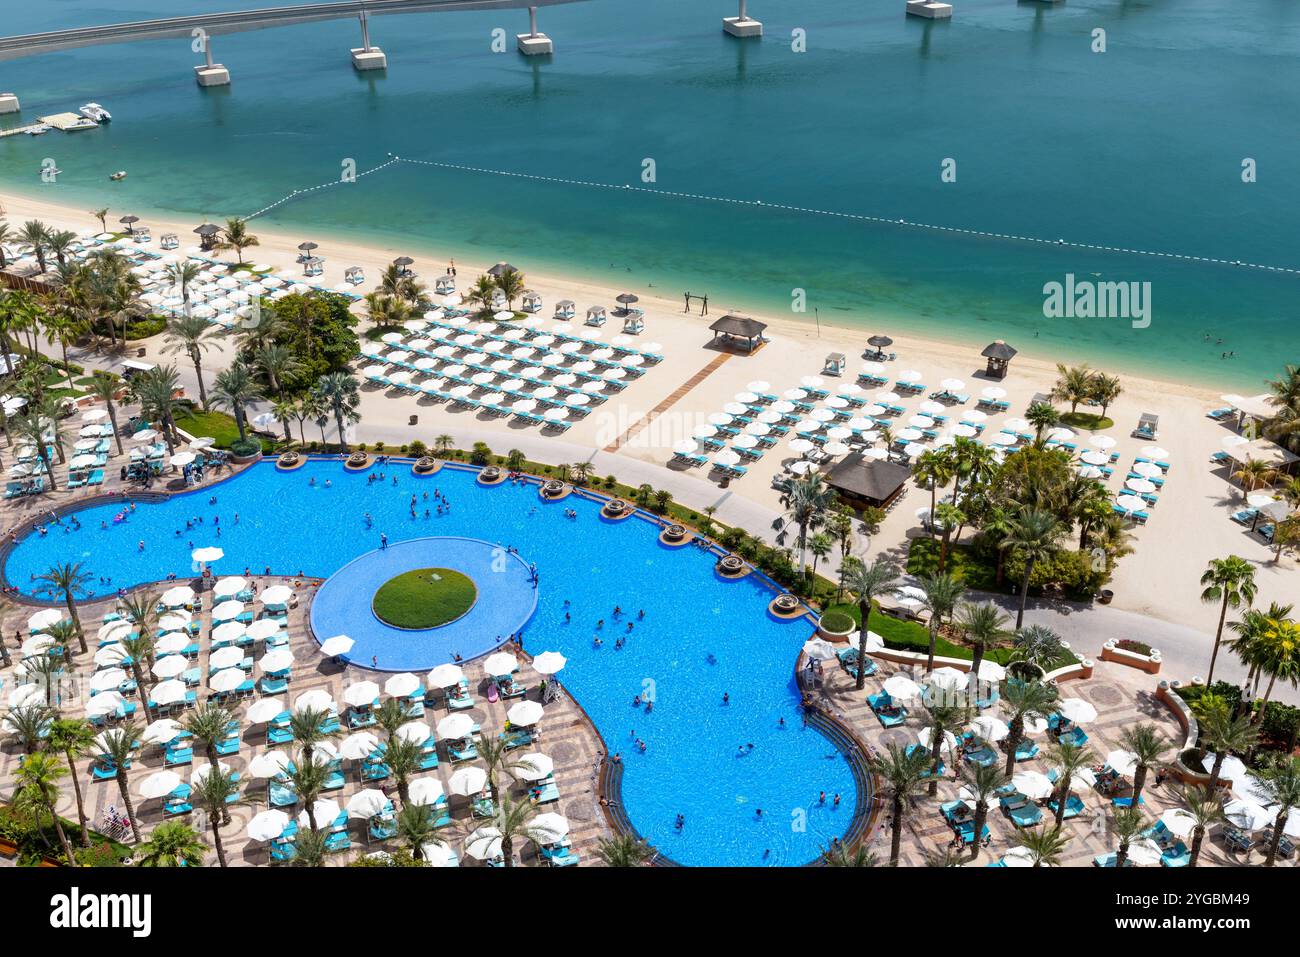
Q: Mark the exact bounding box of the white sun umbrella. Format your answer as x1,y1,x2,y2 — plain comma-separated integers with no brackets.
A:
7,685,46,711
810,408,836,422
1133,462,1163,479
713,449,741,467
1158,808,1198,839
383,672,421,698
976,660,1006,682
340,731,381,760
1223,798,1272,832
745,422,771,437
1078,465,1104,480
247,809,290,841
788,460,815,475
515,752,555,782
248,750,294,780
908,415,935,429
294,689,335,713
757,410,783,424
1057,699,1098,724
1012,770,1054,800
484,652,519,676
81,408,109,422
1000,847,1035,867
1002,418,1030,432
151,655,189,680
566,393,590,407
297,797,342,830
1115,495,1145,514
261,585,293,606
318,634,354,657
823,396,849,410
192,546,224,565
746,380,770,392
897,428,923,442
544,407,570,422
951,424,978,438
212,621,247,646
1125,838,1164,867
733,435,758,450
395,721,431,746
210,668,246,693
69,453,99,469
213,576,247,597
1080,450,1109,465
73,438,99,451
825,426,851,440
465,826,504,860
438,713,475,739
508,701,545,727
427,663,464,688
788,438,815,454
154,634,190,656
961,409,987,424
449,766,488,796
1201,753,1248,785
1024,715,1050,736
939,377,966,392
1089,434,1117,449
28,608,64,631
258,648,294,674
1104,749,1139,777
151,679,187,705
532,651,567,675
530,812,570,844
1140,445,1170,460
243,619,279,642
1284,809,1300,840
142,717,185,745
969,715,1010,742
783,388,808,401
882,674,922,700
991,432,1018,447
345,790,390,821
795,419,823,433
918,400,945,415
212,600,244,621
876,391,901,403
21,634,55,658
917,727,959,757
209,646,245,670
724,402,747,416
137,769,183,801
1126,478,1156,494
85,691,124,717
928,666,967,692
823,442,851,456
802,638,837,661
408,778,446,808
707,412,733,426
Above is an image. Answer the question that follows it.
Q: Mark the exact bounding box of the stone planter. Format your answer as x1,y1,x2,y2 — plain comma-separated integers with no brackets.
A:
343,451,371,471
412,456,441,476
816,615,856,642
715,554,749,579
230,448,262,465
1098,589,1114,605
768,593,806,620
477,465,506,486
275,450,306,471
1100,640,1162,674
538,478,570,500
600,498,634,521
658,523,692,547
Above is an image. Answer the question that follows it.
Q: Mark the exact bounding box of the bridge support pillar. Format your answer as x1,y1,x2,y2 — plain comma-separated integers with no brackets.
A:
194,39,230,87
0,93,19,115
352,11,387,70
517,6,553,55
905,0,953,18
723,0,762,37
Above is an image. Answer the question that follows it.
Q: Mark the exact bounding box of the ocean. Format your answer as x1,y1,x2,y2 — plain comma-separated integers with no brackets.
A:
2,0,1298,388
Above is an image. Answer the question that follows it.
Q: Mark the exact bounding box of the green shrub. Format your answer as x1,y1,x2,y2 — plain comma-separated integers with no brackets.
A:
1116,638,1153,656
229,437,261,457
1259,701,1300,748
125,316,167,339
469,442,492,466
409,440,427,457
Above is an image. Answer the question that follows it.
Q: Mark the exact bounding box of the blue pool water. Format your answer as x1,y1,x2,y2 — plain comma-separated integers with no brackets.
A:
309,536,538,671
4,460,858,866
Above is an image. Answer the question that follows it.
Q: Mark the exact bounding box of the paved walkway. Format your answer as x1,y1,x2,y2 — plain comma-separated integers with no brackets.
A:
603,353,731,452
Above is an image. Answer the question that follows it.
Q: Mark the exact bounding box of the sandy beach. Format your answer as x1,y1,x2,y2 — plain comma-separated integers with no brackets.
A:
2,188,1294,641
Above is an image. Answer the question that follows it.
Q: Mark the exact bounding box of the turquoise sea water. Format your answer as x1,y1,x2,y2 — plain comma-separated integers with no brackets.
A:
2,461,857,866
2,0,1297,388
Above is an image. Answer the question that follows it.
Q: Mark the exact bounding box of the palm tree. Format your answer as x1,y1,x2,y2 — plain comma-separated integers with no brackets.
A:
165,260,202,310
46,717,96,846
1199,710,1259,793
11,403,65,490
494,268,526,310
99,722,143,842
1051,363,1094,414
1253,757,1300,867
932,502,965,572
1120,724,1170,807
434,434,454,454
1014,825,1070,866
84,373,125,455
373,698,409,740
961,763,1010,860
1001,507,1064,629
772,472,835,584
15,751,77,864
1046,739,1096,826
1090,374,1123,419
131,365,183,455
826,509,855,602
211,361,263,443
595,834,654,866
272,396,299,443
956,602,1009,717
118,632,157,723
1110,806,1146,867
0,221,13,271
867,743,931,865
395,802,439,857
1001,679,1060,775
822,843,878,866
254,342,302,400
1025,402,1061,443
90,208,110,232
25,654,65,707
2,703,53,754
42,306,85,390
289,827,328,867
476,735,541,799
1199,556,1258,684
290,706,341,769
282,750,331,831
1010,624,1065,676
466,274,498,315
161,313,219,409
45,229,77,268
314,371,361,450
34,562,91,654
192,767,247,866
922,702,962,796
915,571,965,673
136,821,206,867
489,792,547,868
217,218,259,265
808,532,833,583
1230,458,1274,499
383,735,424,808
1229,608,1300,716
840,559,900,689
912,449,950,538
184,703,236,766
1174,785,1222,867
18,220,50,272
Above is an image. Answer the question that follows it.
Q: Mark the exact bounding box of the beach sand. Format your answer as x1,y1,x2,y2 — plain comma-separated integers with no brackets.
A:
2,189,1294,643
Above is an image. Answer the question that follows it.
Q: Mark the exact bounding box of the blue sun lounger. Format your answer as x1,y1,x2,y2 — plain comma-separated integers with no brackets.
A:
1047,794,1086,820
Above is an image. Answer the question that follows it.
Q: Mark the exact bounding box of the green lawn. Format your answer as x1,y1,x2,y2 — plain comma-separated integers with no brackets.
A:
372,568,477,629
1060,411,1114,431
906,537,999,591
176,407,274,453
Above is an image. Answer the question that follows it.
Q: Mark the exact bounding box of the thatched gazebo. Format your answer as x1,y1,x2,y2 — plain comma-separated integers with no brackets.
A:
981,340,1018,379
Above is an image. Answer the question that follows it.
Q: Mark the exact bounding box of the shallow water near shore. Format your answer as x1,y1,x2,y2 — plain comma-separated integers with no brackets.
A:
1,0,1297,388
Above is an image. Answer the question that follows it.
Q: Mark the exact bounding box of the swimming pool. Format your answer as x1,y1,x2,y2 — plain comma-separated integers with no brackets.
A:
4,460,859,865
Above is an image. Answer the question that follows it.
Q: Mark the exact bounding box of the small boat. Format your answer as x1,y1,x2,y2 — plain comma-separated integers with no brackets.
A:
27,124,49,135
80,102,111,122
109,171,127,181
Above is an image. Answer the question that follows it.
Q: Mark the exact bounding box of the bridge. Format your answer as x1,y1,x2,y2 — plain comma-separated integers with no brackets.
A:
0,0,765,107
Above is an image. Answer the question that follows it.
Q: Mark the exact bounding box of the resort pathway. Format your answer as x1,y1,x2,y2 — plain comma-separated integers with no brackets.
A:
601,353,732,452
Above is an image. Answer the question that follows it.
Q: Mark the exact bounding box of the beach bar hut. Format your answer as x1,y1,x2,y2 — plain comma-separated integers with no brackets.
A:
708,314,768,354
554,300,575,320
824,453,912,510
434,275,455,294
521,290,542,313
980,340,1017,379
585,306,607,327
822,352,847,376
193,223,221,251
487,262,518,279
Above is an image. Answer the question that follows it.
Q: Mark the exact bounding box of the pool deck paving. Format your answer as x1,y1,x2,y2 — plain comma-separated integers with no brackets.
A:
0,578,612,867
